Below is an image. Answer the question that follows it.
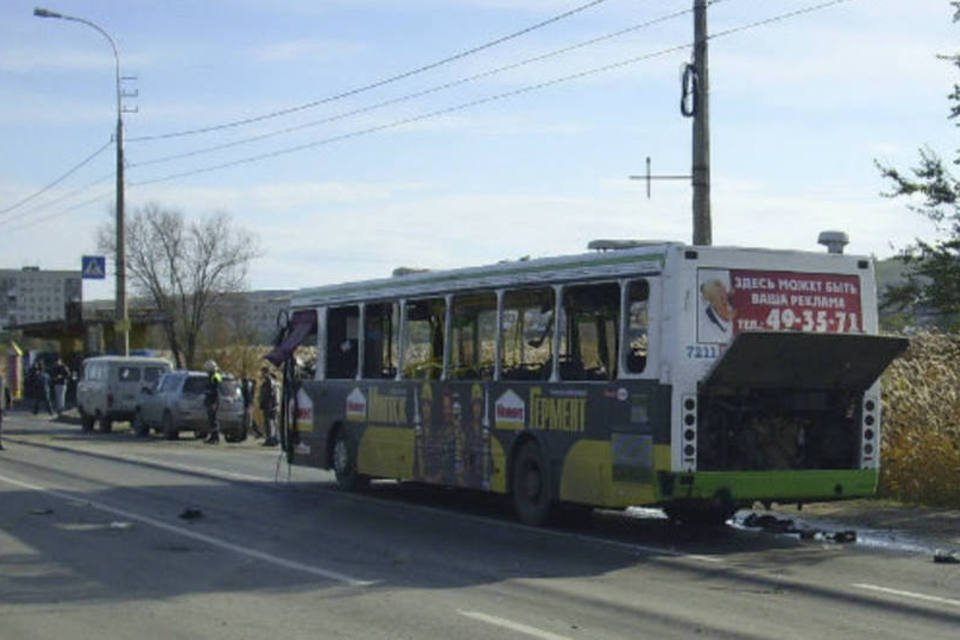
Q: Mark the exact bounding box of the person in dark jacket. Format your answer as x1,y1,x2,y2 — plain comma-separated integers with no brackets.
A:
30,361,53,416
258,366,279,447
203,360,223,444
241,377,262,438
0,371,6,450
51,357,70,416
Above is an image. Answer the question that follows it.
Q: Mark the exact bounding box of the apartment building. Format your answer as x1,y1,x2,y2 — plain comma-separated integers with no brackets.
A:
0,267,82,330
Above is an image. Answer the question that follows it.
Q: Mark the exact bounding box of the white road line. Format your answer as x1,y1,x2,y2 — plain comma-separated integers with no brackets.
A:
6,436,272,483
458,610,575,640
852,583,960,608
0,471,373,588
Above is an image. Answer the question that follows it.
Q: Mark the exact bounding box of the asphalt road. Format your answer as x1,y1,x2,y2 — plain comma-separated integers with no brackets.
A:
1,412,958,640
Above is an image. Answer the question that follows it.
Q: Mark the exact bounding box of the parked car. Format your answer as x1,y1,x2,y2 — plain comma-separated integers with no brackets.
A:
76,356,173,432
133,370,246,441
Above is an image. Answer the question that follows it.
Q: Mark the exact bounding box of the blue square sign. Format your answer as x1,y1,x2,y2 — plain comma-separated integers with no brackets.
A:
81,255,106,280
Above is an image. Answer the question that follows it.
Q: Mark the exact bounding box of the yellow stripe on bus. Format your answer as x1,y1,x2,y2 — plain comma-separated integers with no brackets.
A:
358,427,415,480
559,440,668,508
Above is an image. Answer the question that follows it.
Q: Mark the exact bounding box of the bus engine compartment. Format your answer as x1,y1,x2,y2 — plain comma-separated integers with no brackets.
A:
697,388,861,471
693,331,909,472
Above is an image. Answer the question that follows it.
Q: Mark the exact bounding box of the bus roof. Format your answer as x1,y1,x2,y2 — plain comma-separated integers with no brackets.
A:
289,241,871,309
290,243,680,309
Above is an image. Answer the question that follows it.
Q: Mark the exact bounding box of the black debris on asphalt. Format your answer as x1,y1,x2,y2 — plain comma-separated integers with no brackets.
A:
739,512,857,544
178,507,204,521
933,549,960,564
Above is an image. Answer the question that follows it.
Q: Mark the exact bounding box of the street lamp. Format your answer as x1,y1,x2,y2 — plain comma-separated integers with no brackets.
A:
34,6,129,356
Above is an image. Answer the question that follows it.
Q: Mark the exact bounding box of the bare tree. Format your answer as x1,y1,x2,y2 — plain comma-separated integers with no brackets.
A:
98,203,262,368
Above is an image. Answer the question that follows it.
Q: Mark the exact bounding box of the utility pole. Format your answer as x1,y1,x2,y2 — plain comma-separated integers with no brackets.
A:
115,101,127,356
691,0,711,245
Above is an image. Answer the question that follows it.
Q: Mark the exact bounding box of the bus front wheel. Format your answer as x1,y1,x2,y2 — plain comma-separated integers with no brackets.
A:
333,430,368,492
511,441,553,526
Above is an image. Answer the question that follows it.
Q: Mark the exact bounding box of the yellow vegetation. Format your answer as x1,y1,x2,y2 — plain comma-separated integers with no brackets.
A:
880,332,960,507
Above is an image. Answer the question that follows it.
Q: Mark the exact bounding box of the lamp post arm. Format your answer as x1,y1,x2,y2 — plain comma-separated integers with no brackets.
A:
34,9,121,116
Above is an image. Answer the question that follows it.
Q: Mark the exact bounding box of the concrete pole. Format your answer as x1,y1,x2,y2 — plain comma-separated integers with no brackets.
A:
692,0,712,246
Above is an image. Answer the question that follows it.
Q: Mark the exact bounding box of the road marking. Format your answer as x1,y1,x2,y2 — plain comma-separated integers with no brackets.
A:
458,610,575,640
0,471,373,588
6,436,273,483
852,583,960,608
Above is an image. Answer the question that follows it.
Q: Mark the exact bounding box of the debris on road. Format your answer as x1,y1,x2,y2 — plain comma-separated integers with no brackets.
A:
178,507,203,521
933,549,959,564
738,512,857,543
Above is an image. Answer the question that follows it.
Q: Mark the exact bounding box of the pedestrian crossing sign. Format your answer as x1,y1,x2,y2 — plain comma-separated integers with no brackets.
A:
81,255,106,280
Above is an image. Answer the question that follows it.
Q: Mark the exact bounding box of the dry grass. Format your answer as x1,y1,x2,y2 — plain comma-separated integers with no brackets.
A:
880,332,960,507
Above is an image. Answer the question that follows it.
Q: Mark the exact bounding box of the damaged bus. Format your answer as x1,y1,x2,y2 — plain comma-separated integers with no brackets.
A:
267,241,907,525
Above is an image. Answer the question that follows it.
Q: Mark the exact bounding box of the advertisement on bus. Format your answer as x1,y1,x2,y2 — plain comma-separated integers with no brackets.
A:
697,268,863,344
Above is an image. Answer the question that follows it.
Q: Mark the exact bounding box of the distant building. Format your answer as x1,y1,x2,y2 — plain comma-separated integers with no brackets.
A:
79,289,294,348
0,267,82,330
209,289,293,344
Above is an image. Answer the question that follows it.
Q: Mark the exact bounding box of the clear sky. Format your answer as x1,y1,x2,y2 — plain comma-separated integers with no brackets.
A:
0,0,956,301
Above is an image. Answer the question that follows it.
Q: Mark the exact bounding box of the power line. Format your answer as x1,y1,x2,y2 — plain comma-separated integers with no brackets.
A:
10,172,115,221
130,42,693,187
130,6,695,169
3,187,114,235
129,0,852,188
708,0,852,41
0,139,112,218
127,0,614,143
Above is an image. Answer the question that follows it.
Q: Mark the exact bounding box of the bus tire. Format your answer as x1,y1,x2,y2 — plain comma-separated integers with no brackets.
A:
333,429,368,492
80,410,95,432
511,441,553,526
99,416,112,433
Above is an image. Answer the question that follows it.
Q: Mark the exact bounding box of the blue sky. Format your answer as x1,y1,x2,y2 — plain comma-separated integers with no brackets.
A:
0,0,956,301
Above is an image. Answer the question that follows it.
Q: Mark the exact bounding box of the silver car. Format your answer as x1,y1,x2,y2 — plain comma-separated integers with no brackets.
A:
133,370,246,441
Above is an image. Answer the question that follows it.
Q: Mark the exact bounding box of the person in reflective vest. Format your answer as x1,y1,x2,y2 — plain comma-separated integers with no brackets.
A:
203,360,223,444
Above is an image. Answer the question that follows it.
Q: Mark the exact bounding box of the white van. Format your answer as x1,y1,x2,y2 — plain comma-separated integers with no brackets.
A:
76,356,173,432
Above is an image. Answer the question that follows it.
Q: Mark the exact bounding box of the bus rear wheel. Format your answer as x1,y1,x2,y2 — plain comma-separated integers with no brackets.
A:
333,430,368,492
511,441,553,526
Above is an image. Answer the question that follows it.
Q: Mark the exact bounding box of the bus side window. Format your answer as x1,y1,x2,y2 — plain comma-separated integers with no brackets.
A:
626,280,650,374
363,302,399,379
326,306,359,379
501,287,554,381
403,298,445,380
450,292,497,380
559,282,619,381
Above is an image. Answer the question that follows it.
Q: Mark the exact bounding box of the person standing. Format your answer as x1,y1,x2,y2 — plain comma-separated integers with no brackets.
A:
241,377,261,438
203,360,223,444
258,366,279,447
0,370,6,451
31,361,53,416
51,357,70,417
